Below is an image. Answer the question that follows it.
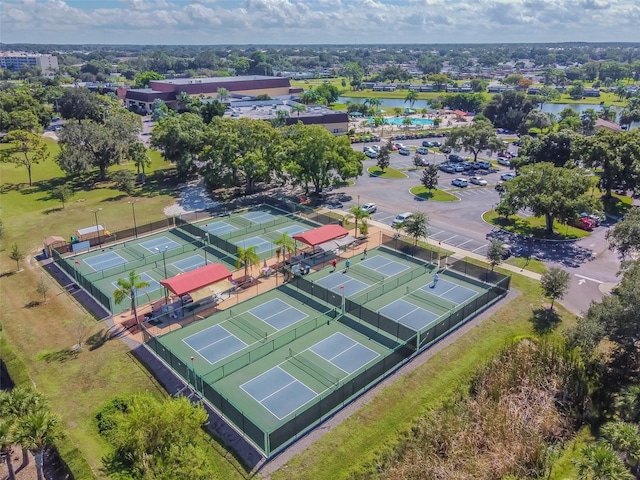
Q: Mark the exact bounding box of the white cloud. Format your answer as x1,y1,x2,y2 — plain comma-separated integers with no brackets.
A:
0,0,637,43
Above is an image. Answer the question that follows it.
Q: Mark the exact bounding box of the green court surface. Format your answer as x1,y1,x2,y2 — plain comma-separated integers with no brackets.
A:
145,246,510,457
191,205,319,260
60,229,237,313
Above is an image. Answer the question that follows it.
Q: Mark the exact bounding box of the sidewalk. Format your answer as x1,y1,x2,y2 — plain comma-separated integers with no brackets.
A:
321,208,542,281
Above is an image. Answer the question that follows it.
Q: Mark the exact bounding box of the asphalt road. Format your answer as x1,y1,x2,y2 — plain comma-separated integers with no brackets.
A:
329,135,625,316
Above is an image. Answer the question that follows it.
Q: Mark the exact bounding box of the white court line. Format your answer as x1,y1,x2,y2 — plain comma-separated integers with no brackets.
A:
258,379,297,403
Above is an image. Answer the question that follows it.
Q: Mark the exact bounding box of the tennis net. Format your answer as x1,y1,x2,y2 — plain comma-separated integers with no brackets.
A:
122,245,145,260
351,264,385,284
407,287,454,312
288,348,339,389
229,314,268,342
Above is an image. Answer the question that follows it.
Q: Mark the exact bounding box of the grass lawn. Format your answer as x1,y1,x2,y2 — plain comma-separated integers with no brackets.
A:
331,179,355,187
409,185,458,202
505,256,548,274
549,426,595,480
270,264,578,480
483,210,591,240
367,166,408,178
599,192,633,217
0,142,245,479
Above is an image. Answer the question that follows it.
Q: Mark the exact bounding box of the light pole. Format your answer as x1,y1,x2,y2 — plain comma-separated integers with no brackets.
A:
202,235,208,265
128,200,138,238
91,208,103,247
155,246,169,304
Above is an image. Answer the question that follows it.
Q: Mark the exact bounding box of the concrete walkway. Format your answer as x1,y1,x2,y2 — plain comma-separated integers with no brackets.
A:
322,208,543,281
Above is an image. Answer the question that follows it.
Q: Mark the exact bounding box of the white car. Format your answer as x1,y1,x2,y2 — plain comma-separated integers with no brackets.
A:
500,172,516,181
497,157,511,166
365,150,378,158
469,176,488,186
361,203,377,214
451,178,468,187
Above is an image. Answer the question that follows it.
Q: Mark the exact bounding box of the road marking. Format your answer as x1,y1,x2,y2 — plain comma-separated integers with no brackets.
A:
472,244,488,253
574,274,603,284
457,239,474,247
578,279,586,285
442,235,458,243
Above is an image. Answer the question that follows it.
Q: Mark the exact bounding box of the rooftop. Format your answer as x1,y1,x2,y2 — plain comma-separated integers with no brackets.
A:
224,100,342,120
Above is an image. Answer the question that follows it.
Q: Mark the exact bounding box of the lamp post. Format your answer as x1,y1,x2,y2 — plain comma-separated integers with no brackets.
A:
202,235,208,265
91,208,103,247
155,246,169,304
128,200,138,238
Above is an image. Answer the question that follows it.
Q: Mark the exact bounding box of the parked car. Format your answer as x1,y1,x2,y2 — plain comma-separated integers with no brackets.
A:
416,146,429,154
572,217,596,231
462,161,474,170
414,157,429,166
361,203,377,214
430,141,441,147
440,146,452,154
439,163,455,173
476,160,492,170
453,164,465,172
422,140,433,147
393,143,406,150
452,178,468,187
448,154,464,163
363,146,374,152
371,145,381,152
497,157,511,166
469,176,488,186
495,182,505,192
365,150,378,158
399,147,411,156
392,212,413,227
579,212,605,226
500,172,516,181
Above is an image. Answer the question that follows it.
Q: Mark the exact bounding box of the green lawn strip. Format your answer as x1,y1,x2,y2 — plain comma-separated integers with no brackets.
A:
271,268,576,480
505,256,548,274
599,192,633,217
549,426,595,480
367,166,408,178
483,210,591,240
331,180,355,187
409,186,458,202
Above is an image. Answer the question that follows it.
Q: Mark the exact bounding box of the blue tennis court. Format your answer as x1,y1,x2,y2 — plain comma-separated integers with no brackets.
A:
172,255,206,272
183,325,247,365
242,211,276,224
202,221,238,236
379,298,440,331
84,251,127,271
309,333,379,374
138,236,182,254
111,272,161,298
248,298,308,330
241,367,317,420
360,255,409,277
315,272,370,297
276,225,308,236
234,236,274,255
421,279,477,305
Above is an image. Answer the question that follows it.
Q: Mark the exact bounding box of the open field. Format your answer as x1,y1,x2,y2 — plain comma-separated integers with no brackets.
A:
483,210,591,240
0,143,246,479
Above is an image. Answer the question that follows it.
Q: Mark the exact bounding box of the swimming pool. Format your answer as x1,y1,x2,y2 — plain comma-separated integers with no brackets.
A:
367,117,434,126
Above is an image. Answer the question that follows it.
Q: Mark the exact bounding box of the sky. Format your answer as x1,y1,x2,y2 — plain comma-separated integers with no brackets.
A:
1,0,639,45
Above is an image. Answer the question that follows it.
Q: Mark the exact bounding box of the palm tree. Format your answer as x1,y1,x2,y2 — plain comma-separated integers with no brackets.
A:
0,417,16,480
291,103,306,117
574,442,633,480
598,105,617,122
347,205,370,239
403,212,429,246
216,87,229,103
113,270,150,326
15,410,62,480
366,97,382,114
236,246,260,280
3,387,45,467
405,90,419,109
274,233,296,265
